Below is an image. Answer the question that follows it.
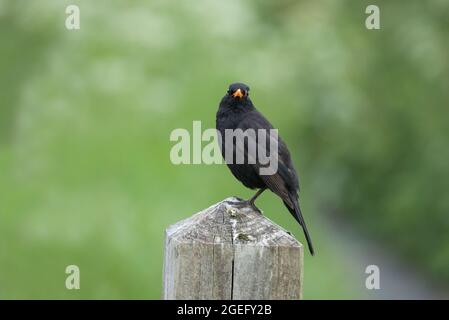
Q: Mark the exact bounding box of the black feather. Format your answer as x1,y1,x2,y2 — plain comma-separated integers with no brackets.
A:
216,82,315,255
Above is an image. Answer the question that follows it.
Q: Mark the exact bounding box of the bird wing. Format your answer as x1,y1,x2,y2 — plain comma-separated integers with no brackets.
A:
236,109,315,255
235,110,300,204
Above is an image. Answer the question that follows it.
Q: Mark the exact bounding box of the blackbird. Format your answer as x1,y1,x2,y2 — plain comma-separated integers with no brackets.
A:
216,82,314,255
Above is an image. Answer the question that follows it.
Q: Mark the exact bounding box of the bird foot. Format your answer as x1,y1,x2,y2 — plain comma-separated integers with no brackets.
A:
250,203,263,215
231,199,263,215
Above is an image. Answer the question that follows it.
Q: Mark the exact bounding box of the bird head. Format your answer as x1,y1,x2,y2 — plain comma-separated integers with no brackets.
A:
227,83,250,100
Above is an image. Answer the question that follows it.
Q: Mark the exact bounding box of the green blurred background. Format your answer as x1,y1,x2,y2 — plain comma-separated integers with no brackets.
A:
1,0,448,299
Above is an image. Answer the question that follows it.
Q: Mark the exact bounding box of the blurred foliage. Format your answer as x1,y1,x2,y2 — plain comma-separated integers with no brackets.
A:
279,0,449,281
0,0,448,299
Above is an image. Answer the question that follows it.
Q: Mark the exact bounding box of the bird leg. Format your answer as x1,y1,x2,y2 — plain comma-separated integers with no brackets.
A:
232,188,266,213
249,188,266,207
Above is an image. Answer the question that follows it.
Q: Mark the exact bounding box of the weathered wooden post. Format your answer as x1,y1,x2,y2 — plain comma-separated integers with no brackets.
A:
163,197,304,300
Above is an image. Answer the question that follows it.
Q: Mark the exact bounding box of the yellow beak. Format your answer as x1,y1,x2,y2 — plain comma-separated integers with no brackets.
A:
232,88,244,98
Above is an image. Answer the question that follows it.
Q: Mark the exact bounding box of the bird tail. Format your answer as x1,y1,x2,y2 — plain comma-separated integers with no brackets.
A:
284,196,315,256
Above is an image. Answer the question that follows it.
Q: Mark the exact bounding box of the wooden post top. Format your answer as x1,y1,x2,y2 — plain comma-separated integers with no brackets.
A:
163,197,304,300
166,197,302,248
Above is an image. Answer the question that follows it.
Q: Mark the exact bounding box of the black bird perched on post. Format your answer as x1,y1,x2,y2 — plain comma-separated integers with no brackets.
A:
216,82,314,255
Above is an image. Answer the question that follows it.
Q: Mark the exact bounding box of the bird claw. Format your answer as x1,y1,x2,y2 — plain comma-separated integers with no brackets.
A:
229,199,248,209
231,199,263,215
251,204,263,215
225,196,263,215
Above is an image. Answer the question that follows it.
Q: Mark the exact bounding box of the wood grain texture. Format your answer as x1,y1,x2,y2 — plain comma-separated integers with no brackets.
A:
163,197,303,300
